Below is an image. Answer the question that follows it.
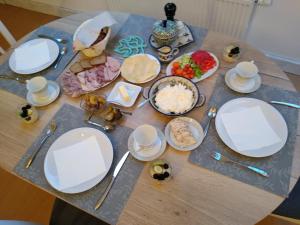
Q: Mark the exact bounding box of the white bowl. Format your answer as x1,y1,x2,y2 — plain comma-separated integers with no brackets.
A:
73,19,111,58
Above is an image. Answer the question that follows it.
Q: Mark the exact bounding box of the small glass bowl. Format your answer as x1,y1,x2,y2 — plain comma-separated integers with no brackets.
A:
17,103,38,124
149,159,172,181
80,94,107,112
223,44,241,63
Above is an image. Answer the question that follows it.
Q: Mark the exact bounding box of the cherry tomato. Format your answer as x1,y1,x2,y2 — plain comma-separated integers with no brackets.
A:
176,69,183,75
173,62,180,68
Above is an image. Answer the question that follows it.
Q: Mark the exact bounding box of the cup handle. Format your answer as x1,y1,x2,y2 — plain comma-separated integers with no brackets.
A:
195,94,206,108
171,48,179,56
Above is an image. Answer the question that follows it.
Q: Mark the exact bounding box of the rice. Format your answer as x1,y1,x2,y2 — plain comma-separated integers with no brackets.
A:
155,84,194,114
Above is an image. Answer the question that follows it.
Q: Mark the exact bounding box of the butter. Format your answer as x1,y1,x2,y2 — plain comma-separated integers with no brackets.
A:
118,85,130,102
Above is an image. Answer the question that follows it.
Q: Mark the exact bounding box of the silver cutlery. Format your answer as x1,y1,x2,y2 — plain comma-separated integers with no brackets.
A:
38,34,68,44
54,46,67,69
85,119,115,132
203,106,217,138
25,120,57,168
211,151,269,177
0,75,27,84
137,94,157,108
94,151,130,210
270,101,300,109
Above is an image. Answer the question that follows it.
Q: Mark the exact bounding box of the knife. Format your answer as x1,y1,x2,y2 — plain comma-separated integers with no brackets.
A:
94,151,130,210
270,101,300,109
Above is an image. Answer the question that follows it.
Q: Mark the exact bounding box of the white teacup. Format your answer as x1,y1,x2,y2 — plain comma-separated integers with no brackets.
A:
26,76,49,101
235,61,258,79
133,124,158,149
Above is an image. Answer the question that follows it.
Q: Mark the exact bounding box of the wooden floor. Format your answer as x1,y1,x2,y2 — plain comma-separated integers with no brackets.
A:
0,3,299,225
0,168,55,224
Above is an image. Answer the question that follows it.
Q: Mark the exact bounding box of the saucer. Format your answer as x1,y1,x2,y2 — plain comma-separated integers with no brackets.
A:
27,81,60,107
128,128,166,161
225,68,261,93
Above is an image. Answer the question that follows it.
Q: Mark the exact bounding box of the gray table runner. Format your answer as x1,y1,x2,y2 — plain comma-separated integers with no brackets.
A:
106,13,208,65
14,104,144,225
0,26,76,98
189,74,300,197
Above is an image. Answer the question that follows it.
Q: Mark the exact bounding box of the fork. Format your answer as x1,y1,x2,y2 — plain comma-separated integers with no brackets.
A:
211,151,269,177
25,120,57,168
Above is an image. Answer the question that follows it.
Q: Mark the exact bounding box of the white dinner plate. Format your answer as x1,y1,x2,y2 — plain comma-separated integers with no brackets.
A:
9,38,59,75
121,53,161,84
166,51,219,82
44,127,113,194
165,117,204,151
215,98,288,157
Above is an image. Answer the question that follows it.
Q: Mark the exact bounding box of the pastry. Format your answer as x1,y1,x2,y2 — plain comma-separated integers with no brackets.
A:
169,118,196,146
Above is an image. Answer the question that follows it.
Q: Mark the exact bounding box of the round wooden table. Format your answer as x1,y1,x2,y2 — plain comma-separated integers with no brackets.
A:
0,11,299,225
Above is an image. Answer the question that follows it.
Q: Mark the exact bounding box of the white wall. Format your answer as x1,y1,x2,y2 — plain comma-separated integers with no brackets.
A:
33,0,108,11
247,0,300,64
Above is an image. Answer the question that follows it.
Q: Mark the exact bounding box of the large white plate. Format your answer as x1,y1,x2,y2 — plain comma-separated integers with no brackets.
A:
165,117,204,151
44,127,113,194
121,53,161,84
215,98,288,157
166,51,219,82
9,38,59,75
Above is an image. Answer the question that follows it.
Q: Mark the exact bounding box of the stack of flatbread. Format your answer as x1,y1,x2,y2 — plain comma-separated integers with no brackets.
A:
121,54,160,83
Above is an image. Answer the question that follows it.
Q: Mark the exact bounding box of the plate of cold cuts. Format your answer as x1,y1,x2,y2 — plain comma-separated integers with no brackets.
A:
60,53,121,97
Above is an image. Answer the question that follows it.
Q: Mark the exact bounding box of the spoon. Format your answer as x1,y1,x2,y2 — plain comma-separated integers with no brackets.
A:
85,119,115,132
137,93,157,108
38,34,68,44
203,106,217,138
54,46,67,69
25,120,57,168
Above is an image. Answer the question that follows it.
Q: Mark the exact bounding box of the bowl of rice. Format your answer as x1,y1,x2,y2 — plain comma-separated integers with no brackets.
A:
147,76,205,116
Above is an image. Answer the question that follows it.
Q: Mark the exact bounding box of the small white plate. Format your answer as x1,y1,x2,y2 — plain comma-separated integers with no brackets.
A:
26,81,60,107
121,53,161,84
166,51,219,82
215,98,288,157
128,128,166,161
225,68,261,93
9,38,59,75
44,127,113,194
165,117,204,151
107,81,142,107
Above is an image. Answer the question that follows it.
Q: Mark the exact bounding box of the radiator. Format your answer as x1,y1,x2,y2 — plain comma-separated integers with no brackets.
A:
106,0,255,39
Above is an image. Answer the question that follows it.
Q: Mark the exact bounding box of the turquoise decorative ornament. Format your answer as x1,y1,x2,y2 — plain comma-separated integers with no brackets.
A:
114,35,147,58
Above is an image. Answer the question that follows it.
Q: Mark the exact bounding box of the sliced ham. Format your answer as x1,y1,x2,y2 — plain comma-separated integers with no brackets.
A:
106,57,120,72
60,57,121,97
60,71,84,97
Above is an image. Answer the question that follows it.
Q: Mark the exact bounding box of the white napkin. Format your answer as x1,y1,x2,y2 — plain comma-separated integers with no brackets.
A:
75,12,117,50
220,106,281,151
15,41,51,70
53,135,107,190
